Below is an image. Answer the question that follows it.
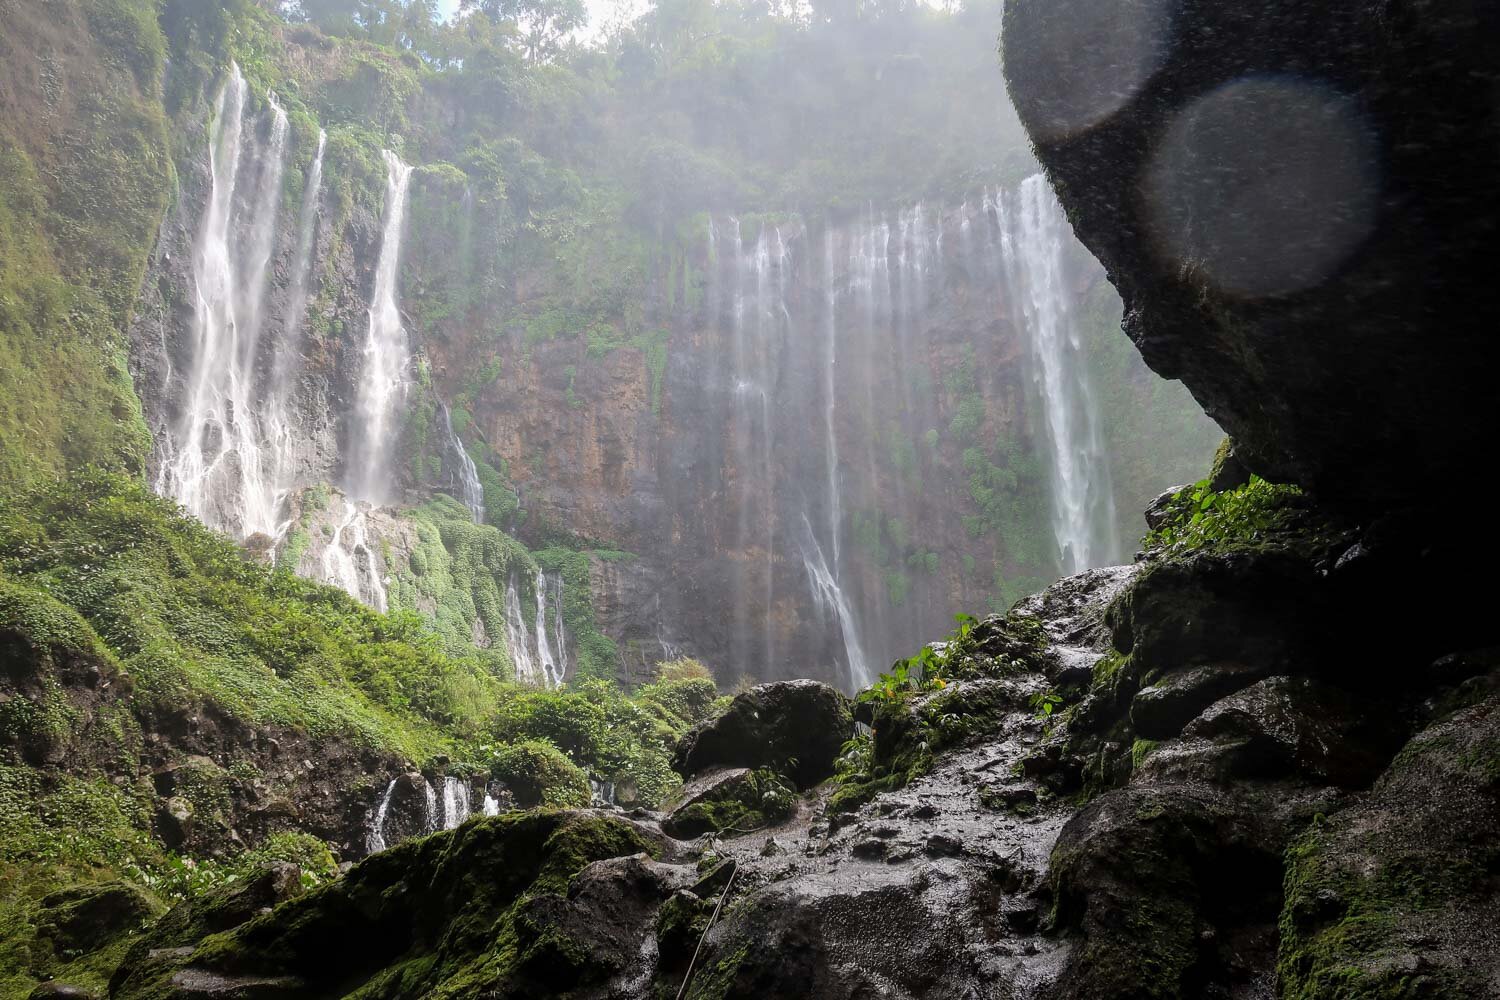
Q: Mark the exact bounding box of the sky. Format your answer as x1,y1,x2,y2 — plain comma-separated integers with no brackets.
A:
434,0,642,42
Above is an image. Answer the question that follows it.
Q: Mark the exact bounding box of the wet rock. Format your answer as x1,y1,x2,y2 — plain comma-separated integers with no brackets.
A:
164,970,304,999
111,812,660,1000
1144,484,1191,532
1279,680,1500,997
1183,676,1401,788
672,680,852,789
922,832,963,857
514,853,695,990
978,784,1038,815
1050,782,1286,999
1003,0,1500,518
1130,663,1268,740
655,888,713,971
110,864,305,998
1107,548,1331,676
34,881,162,957
1206,439,1250,493
661,767,754,837
27,984,100,1000
156,797,195,850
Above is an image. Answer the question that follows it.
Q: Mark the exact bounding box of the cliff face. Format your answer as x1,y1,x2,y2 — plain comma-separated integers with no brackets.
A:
118,14,1219,690
1002,0,1500,516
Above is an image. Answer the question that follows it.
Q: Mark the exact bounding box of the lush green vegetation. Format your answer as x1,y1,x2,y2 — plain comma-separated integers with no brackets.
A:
1143,476,1320,554
0,472,721,996
0,0,171,488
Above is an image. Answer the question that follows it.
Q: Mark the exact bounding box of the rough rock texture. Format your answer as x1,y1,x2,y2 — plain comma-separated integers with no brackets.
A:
1003,0,1500,516
672,680,852,789
1279,675,1500,999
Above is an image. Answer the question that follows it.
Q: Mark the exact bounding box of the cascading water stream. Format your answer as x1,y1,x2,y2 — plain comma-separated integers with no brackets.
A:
502,572,567,688
440,403,485,523
503,575,539,685
1001,176,1120,574
321,501,388,612
349,151,414,505
161,64,292,538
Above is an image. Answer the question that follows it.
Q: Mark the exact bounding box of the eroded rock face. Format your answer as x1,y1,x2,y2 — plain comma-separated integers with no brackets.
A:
1002,0,1500,516
672,680,853,789
1279,674,1500,999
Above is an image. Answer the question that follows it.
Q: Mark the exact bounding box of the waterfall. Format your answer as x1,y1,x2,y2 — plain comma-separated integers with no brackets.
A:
321,502,387,612
160,64,293,538
440,403,485,522
366,778,398,854
799,229,871,689
503,575,540,685
1001,176,1119,574
263,129,327,527
281,128,325,351
438,776,472,830
533,570,566,688
500,572,567,688
481,793,501,817
349,150,414,505
703,189,1119,687
724,219,785,679
590,778,616,807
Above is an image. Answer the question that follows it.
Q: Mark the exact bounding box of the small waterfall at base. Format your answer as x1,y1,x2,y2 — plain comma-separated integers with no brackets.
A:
438,776,472,831
481,793,501,817
1001,176,1119,574
160,64,293,539
439,403,485,523
366,778,398,854
590,778,616,807
349,150,414,505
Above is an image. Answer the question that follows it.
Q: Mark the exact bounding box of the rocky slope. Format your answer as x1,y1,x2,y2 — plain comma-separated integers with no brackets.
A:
91,483,1500,997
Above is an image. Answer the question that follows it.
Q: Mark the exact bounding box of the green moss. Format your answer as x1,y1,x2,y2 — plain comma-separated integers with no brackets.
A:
491,741,590,809
1130,739,1159,771
0,472,479,763
121,812,658,999
386,495,535,680
667,768,795,837
1278,822,1485,999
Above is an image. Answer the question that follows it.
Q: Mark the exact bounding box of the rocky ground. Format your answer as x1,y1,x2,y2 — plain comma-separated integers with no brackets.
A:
66,474,1498,998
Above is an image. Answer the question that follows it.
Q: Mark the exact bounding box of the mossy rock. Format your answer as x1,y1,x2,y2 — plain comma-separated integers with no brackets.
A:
491,740,591,809
1277,679,1500,999
113,811,661,1000
33,882,163,964
661,767,795,839
672,680,852,790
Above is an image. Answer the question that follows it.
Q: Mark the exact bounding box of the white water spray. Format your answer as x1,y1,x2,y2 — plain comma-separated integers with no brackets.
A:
160,65,293,538
1001,176,1119,573
349,151,414,505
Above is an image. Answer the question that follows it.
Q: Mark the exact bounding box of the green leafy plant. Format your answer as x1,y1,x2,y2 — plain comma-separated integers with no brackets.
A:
1144,476,1308,552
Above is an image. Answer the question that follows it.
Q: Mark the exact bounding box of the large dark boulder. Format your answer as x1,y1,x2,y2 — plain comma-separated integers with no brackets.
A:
672,680,852,789
33,882,162,958
1003,0,1500,518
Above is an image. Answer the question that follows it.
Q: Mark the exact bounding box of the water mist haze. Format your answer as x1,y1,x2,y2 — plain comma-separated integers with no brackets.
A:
131,2,1219,693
